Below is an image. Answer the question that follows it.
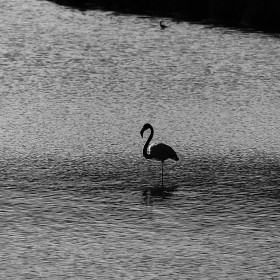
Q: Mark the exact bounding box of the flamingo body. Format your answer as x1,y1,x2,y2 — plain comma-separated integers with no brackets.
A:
148,142,178,162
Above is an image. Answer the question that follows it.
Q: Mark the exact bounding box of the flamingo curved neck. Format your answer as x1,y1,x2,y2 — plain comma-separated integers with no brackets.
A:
143,126,154,159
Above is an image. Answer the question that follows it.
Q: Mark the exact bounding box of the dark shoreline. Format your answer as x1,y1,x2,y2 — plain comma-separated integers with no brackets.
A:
48,0,280,34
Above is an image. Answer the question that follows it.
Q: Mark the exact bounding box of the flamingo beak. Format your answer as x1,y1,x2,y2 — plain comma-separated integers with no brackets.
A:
140,123,150,137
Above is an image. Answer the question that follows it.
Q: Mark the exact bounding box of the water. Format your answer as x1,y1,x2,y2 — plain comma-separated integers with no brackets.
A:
0,0,280,278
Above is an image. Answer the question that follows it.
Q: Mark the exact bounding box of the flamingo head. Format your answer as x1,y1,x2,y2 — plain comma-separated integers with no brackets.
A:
140,123,152,137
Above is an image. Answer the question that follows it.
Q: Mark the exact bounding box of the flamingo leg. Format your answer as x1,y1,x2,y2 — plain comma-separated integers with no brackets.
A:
161,161,163,187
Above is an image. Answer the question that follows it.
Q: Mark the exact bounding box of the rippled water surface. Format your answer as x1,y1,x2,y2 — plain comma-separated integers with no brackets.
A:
1,0,280,279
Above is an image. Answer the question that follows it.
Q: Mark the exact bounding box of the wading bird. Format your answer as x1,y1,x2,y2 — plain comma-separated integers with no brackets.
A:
140,123,179,187
160,20,168,29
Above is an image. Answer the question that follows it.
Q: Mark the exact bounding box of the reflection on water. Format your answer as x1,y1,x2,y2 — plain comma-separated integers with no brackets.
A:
0,0,280,278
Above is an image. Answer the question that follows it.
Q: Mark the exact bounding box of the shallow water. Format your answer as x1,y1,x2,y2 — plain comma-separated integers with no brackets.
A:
0,0,280,279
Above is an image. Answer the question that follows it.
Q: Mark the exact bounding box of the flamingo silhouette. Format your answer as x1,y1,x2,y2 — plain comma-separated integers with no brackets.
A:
160,20,168,29
140,123,179,187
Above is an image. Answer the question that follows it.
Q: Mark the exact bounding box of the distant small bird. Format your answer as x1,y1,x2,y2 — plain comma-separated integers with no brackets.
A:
160,20,168,30
140,123,179,187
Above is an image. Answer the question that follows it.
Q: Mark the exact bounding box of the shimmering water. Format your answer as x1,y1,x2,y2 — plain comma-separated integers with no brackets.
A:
0,0,280,278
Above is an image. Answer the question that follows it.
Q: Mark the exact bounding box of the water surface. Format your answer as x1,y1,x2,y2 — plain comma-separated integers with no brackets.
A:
0,0,280,278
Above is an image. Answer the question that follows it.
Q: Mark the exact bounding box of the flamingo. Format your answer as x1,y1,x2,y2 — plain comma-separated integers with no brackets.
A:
160,20,168,30
140,123,179,187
